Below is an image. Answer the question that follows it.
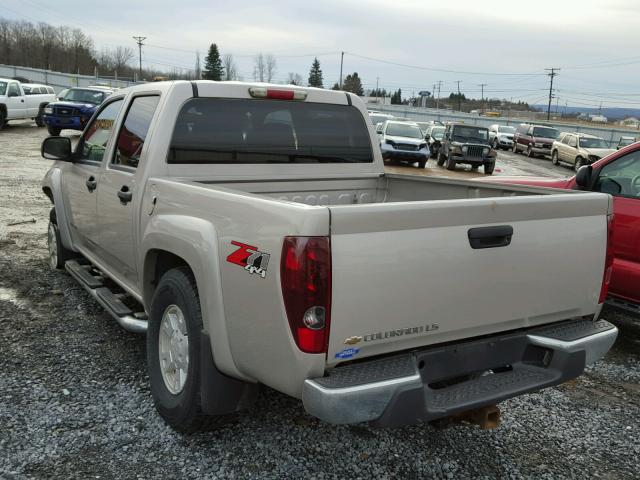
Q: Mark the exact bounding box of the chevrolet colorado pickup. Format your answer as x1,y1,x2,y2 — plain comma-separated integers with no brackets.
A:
41,80,617,431
480,143,640,318
0,77,55,128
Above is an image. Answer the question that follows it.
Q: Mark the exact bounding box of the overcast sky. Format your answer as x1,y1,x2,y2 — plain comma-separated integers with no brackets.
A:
5,0,640,107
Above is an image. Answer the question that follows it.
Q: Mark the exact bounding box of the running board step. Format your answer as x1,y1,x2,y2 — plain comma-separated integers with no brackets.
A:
64,260,147,334
96,287,133,316
65,260,104,288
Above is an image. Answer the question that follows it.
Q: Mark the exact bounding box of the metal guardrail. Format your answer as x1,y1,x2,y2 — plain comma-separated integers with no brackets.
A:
373,105,639,148
0,64,137,93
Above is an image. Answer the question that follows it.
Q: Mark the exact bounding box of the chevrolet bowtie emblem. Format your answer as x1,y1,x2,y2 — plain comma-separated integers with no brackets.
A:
343,336,363,345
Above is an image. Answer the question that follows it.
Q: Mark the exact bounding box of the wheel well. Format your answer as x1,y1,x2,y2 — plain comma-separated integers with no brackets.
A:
143,249,192,307
39,102,49,109
43,187,54,204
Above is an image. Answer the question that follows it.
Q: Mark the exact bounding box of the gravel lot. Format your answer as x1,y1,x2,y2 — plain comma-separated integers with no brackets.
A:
1,123,639,479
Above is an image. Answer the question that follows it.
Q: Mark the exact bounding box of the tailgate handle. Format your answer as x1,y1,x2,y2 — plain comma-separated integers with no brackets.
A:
468,225,513,249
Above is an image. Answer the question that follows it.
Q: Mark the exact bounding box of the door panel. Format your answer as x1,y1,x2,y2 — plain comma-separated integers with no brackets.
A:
60,99,124,249
96,95,160,285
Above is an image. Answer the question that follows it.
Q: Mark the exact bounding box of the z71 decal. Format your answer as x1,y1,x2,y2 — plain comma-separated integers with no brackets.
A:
227,241,270,279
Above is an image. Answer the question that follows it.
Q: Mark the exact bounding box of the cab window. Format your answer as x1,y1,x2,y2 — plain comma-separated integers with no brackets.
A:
596,150,640,198
112,96,160,169
8,83,20,96
77,99,124,162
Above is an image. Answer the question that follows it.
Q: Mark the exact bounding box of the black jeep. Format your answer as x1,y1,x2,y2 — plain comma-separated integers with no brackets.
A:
437,123,497,174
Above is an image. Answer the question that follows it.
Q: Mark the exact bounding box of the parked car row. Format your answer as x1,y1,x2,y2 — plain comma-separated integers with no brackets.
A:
43,86,116,135
0,77,56,128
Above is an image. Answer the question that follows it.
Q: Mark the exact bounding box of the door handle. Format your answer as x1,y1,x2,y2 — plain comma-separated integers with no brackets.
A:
468,225,513,249
85,176,97,191
117,186,133,204
20,99,24,103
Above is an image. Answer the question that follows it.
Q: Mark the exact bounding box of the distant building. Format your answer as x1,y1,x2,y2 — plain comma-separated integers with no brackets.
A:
619,117,640,128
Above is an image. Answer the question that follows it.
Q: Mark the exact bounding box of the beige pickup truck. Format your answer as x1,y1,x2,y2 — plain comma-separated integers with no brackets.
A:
41,80,617,431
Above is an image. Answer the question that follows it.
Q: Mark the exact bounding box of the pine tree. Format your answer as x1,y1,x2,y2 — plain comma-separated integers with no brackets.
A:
343,72,364,96
203,43,223,81
308,57,324,88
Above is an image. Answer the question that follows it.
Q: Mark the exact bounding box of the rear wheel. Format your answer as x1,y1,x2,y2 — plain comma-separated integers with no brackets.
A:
551,150,559,165
446,154,456,171
47,125,61,136
148,267,214,432
35,107,46,127
437,151,446,166
574,156,585,172
0,110,6,130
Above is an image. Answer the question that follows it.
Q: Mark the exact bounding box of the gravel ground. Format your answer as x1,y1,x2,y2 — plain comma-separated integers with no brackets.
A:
1,122,639,479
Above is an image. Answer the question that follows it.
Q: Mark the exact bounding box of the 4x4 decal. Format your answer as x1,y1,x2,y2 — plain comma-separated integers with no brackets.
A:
227,241,270,278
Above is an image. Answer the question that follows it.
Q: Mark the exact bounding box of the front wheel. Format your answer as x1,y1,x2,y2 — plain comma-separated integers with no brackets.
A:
48,209,74,269
574,156,585,172
484,163,495,175
512,142,518,154
527,146,534,158
551,150,559,165
35,107,46,127
446,155,456,171
47,125,61,136
148,267,214,432
437,151,446,166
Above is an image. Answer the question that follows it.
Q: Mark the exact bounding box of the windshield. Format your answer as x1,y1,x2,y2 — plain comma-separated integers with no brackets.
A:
0,82,6,96
431,127,445,140
579,137,609,149
62,89,107,105
452,126,489,142
532,127,559,139
498,126,515,134
370,114,393,126
386,123,423,139
169,98,373,164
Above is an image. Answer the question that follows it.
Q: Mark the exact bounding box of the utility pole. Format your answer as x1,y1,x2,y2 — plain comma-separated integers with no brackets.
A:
436,80,443,110
375,76,379,104
132,36,146,80
339,51,344,89
455,80,462,111
477,83,487,112
545,67,560,121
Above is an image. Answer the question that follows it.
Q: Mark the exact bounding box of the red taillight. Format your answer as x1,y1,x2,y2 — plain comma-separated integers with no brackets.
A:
280,237,331,354
267,89,295,100
599,214,615,304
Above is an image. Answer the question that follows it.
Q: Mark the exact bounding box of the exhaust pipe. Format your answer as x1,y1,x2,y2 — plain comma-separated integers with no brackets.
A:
431,405,501,430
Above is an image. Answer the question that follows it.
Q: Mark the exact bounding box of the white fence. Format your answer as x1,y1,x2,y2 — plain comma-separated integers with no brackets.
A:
0,64,137,92
374,105,638,148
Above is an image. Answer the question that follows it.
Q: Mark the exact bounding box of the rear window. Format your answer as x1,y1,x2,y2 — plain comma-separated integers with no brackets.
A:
169,98,374,164
532,127,559,139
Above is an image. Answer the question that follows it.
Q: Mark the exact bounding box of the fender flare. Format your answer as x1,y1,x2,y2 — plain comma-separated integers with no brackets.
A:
42,168,75,251
141,214,248,381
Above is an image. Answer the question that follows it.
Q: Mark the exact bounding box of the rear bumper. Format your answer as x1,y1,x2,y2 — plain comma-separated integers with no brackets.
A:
531,146,552,155
302,318,617,426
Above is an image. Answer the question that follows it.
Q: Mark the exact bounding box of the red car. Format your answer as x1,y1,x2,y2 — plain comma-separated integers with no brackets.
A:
482,143,640,315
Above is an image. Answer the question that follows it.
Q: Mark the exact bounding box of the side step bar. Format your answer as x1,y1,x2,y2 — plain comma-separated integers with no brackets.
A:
65,260,148,334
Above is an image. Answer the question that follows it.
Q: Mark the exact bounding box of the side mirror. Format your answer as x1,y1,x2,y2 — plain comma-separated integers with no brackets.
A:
376,126,383,134
424,134,431,140
575,165,592,189
42,136,73,161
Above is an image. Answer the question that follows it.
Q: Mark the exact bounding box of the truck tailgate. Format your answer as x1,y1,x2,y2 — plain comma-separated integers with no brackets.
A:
327,193,611,365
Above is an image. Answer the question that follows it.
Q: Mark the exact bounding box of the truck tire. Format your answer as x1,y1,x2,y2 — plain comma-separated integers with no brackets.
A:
148,267,216,432
446,154,456,171
574,156,585,172
437,151,446,166
0,110,6,130
484,163,495,175
551,150,559,165
48,209,74,269
418,159,426,169
47,125,61,136
35,106,46,127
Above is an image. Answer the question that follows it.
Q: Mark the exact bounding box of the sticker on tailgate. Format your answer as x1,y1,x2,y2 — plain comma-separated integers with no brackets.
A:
227,241,270,278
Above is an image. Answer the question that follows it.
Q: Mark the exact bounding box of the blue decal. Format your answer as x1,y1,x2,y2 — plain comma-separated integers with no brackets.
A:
335,348,360,360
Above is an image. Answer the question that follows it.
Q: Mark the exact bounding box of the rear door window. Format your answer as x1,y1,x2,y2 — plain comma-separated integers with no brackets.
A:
168,98,373,164
112,96,160,169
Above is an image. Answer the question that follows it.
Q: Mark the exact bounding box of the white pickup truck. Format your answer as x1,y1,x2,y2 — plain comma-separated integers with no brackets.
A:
41,81,617,431
0,77,55,128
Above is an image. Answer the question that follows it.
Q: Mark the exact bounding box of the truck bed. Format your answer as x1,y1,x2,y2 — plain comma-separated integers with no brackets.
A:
190,173,610,366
